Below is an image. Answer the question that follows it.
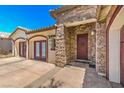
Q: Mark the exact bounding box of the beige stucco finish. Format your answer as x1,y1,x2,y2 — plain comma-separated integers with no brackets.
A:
10,27,56,64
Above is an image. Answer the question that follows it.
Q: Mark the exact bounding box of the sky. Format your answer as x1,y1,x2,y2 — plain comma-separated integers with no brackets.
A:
0,5,61,33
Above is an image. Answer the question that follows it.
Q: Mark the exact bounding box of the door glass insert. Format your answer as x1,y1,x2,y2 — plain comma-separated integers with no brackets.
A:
42,42,46,58
36,42,40,57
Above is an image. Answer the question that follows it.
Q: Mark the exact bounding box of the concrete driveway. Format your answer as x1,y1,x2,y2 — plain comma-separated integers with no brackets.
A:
0,57,121,88
0,57,55,87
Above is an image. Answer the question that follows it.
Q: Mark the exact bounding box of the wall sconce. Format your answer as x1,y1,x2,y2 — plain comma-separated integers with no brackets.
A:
91,30,95,36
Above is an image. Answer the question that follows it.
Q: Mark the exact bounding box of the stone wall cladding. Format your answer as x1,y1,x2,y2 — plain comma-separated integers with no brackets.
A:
57,6,97,24
54,5,107,76
55,6,98,66
65,23,96,63
55,24,67,67
96,22,106,75
64,28,71,63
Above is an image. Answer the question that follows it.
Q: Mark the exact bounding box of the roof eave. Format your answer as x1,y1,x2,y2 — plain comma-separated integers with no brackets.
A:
50,5,80,19
26,26,56,34
9,27,29,38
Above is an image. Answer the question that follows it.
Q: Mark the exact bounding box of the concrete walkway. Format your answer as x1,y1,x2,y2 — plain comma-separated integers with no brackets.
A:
66,62,123,88
67,62,111,88
41,66,85,88
40,62,112,88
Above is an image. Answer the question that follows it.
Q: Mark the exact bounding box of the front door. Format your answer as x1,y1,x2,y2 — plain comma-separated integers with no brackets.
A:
34,41,47,61
77,34,88,60
19,42,26,57
120,26,124,86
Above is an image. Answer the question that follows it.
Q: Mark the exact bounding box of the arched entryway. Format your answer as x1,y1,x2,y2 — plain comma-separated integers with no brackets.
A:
14,38,27,57
28,35,48,62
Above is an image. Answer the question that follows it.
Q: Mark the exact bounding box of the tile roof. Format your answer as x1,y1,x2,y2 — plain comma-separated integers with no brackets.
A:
16,26,31,31
26,25,56,34
9,26,31,38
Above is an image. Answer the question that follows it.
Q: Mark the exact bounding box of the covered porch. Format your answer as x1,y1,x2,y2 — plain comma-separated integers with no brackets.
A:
64,22,96,64
55,17,97,65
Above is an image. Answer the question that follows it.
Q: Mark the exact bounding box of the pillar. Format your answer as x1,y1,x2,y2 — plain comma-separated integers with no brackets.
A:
55,24,67,67
96,22,106,76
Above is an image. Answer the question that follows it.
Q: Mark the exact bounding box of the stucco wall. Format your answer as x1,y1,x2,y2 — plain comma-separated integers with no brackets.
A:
48,38,56,64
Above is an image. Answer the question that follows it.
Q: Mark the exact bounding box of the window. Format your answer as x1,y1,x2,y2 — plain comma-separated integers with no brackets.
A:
50,38,55,50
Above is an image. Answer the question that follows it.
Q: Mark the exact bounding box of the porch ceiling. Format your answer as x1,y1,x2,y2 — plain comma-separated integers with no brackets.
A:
98,6,112,22
64,18,97,27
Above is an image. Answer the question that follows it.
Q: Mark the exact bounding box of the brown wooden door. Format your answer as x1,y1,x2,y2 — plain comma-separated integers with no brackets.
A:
77,34,88,60
19,42,26,57
120,26,124,86
34,41,47,61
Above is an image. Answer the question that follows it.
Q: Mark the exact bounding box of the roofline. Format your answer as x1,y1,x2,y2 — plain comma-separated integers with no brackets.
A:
9,27,29,38
50,5,80,19
26,25,56,34
49,6,64,19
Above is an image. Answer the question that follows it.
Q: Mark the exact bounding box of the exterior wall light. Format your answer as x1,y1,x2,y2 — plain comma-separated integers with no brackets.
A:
91,30,95,36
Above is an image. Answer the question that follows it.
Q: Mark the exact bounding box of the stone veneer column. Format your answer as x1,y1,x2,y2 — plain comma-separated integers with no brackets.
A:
96,22,106,76
55,24,67,67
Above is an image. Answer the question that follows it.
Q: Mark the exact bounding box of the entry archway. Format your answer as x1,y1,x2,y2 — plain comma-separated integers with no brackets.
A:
28,35,48,62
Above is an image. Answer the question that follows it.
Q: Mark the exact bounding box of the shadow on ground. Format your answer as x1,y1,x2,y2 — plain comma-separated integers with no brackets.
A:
68,62,123,88
41,78,64,88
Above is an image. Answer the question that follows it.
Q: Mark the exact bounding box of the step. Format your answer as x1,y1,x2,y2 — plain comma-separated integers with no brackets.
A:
75,59,91,64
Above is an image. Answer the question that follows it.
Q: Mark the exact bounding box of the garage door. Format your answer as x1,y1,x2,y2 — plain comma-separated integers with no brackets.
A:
120,25,124,86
